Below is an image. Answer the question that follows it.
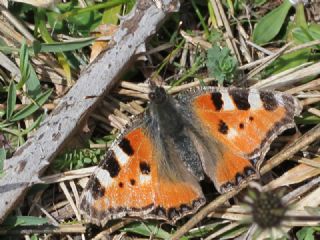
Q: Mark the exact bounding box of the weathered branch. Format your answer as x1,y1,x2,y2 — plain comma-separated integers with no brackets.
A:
0,0,180,223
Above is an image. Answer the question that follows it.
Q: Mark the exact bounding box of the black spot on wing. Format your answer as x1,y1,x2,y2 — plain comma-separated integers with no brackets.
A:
211,92,223,110
140,161,151,174
260,92,278,111
229,89,250,110
101,151,121,178
239,123,244,129
118,138,134,156
218,120,228,134
91,177,105,200
130,179,136,185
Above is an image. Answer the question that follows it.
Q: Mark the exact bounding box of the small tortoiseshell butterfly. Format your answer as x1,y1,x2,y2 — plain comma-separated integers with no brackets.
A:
79,86,301,226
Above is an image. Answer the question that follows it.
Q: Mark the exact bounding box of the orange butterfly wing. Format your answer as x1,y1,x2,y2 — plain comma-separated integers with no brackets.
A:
79,120,205,226
180,87,301,192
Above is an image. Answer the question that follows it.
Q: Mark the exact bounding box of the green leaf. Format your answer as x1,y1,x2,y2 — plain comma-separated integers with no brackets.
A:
185,222,229,238
308,23,320,39
6,81,16,120
295,2,307,29
18,39,31,90
292,27,314,43
10,89,52,122
296,115,320,125
17,40,41,98
253,0,293,45
32,37,95,53
68,11,102,35
297,227,316,240
30,234,39,240
292,24,320,47
102,5,121,24
122,222,171,239
2,216,48,227
254,0,268,6
0,39,12,54
37,9,72,83
21,114,44,135
46,11,64,32
26,62,41,99
207,45,237,84
265,48,310,75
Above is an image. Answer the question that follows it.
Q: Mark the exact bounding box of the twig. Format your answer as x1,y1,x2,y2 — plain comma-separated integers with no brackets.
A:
247,43,291,80
283,175,320,204
0,224,86,235
210,0,241,62
246,40,273,55
0,4,35,41
59,182,81,221
252,62,320,90
285,78,320,94
240,39,320,70
308,108,320,118
205,222,242,240
92,219,134,240
251,62,312,89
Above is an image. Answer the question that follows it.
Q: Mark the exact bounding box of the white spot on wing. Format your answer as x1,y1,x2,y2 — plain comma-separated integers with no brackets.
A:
227,128,238,139
248,91,263,109
139,174,151,185
113,145,129,166
96,169,113,186
221,92,235,110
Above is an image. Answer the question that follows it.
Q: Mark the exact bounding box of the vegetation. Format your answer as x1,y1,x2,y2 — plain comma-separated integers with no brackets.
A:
0,0,320,239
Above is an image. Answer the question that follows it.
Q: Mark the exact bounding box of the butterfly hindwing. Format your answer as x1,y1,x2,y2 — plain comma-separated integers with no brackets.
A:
177,87,301,192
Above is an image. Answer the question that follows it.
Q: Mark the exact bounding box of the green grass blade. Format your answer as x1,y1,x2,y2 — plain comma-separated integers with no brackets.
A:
102,4,121,24
21,114,44,135
17,39,30,90
33,37,95,53
122,222,172,239
60,0,128,20
6,81,17,120
10,89,52,122
37,9,72,83
2,216,48,227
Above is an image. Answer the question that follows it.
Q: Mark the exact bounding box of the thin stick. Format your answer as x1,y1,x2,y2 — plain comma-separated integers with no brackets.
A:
0,224,86,235
239,39,320,70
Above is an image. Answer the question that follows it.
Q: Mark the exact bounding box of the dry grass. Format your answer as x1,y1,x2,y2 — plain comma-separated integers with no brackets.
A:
0,0,320,239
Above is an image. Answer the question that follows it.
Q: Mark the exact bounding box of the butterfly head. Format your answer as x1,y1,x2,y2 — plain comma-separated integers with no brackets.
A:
148,86,167,104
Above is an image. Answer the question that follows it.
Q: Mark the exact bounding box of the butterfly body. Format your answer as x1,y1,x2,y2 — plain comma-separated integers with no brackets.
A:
80,86,301,225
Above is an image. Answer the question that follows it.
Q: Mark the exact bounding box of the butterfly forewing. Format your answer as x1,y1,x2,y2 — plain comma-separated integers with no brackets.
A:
79,118,205,225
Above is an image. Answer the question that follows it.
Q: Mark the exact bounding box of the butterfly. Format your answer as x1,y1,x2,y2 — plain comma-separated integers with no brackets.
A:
79,86,301,226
